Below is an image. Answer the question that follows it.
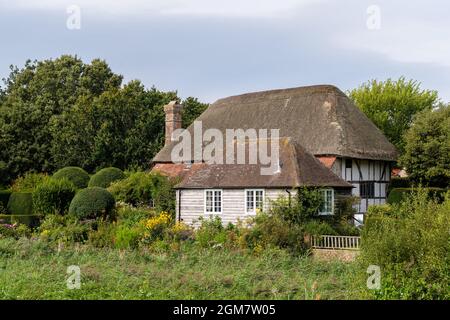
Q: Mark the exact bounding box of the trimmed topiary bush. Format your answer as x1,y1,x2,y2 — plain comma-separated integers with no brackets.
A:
7,192,33,215
53,167,90,189
89,167,125,188
33,178,77,215
69,187,116,220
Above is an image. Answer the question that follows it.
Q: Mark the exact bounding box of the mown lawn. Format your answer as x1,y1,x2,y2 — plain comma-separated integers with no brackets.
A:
0,238,366,300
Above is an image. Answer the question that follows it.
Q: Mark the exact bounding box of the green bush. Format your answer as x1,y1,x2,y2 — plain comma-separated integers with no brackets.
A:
0,223,31,239
7,192,33,215
37,214,92,244
53,167,90,189
388,187,447,204
33,178,77,215
0,214,41,228
114,224,142,249
387,177,411,194
360,190,450,299
11,173,49,192
87,220,116,248
0,190,12,214
68,187,115,220
108,171,176,212
303,220,337,236
244,213,306,254
195,216,227,248
89,167,125,188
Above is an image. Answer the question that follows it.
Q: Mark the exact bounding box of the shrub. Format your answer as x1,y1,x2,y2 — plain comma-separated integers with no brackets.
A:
0,223,31,239
108,171,176,213
7,192,33,215
68,187,115,220
195,216,228,248
33,178,77,215
388,187,447,204
11,173,49,192
116,206,154,227
244,213,306,254
114,224,142,249
303,220,337,236
360,190,450,299
388,176,411,194
87,220,116,248
269,188,323,225
37,214,92,244
141,211,172,243
0,190,11,214
89,167,125,188
53,166,90,189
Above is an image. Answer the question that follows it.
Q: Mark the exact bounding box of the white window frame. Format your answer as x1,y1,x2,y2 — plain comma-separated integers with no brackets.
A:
318,189,334,215
204,189,223,214
245,189,265,215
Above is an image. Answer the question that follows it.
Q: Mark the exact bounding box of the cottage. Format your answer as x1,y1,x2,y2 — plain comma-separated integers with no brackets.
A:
152,85,398,225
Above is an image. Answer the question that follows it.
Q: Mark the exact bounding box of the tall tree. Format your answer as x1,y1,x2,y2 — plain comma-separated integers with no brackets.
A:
0,56,122,183
349,77,438,153
400,104,450,187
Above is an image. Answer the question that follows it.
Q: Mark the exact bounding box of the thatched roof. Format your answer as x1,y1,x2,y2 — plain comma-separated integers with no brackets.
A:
175,138,352,189
154,85,398,163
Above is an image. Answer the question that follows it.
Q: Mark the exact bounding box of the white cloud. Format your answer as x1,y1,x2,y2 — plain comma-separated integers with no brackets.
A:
0,0,323,18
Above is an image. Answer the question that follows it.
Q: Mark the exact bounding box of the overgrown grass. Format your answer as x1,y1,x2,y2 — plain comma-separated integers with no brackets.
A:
0,238,364,300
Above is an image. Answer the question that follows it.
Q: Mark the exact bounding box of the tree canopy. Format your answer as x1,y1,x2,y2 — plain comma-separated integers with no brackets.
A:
349,77,439,153
0,55,208,184
400,104,450,187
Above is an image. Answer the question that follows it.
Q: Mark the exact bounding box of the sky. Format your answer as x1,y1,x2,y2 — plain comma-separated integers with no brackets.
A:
0,0,449,103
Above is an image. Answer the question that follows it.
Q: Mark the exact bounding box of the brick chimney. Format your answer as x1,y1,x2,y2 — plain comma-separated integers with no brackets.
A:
164,101,183,145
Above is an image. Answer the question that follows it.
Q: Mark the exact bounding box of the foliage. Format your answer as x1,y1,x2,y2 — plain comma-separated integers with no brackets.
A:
7,192,33,215
37,214,92,244
0,55,207,185
0,190,11,213
33,178,77,215
269,188,323,225
0,56,122,184
303,220,337,236
400,104,450,187
68,187,115,220
114,224,142,249
388,176,411,194
141,211,172,243
194,216,228,248
387,187,447,204
88,167,125,188
349,77,438,152
0,223,31,239
244,213,306,254
108,171,176,213
360,190,450,299
11,172,48,192
52,166,90,189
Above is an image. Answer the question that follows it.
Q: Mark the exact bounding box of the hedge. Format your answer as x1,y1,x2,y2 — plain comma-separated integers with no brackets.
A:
33,178,77,215
53,167,90,189
387,177,411,194
69,187,116,220
89,167,125,188
0,190,12,212
387,187,447,204
7,192,33,215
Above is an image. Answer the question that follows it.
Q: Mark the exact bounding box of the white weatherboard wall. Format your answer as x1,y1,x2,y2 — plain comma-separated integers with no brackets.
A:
176,189,290,226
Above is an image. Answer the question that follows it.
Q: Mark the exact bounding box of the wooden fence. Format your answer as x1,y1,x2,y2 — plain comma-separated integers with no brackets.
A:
311,235,361,250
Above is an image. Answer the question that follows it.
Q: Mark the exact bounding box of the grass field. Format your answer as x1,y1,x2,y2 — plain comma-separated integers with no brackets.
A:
0,238,366,300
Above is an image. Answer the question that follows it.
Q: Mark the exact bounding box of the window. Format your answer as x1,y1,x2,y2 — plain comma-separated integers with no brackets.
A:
245,189,264,214
205,189,222,214
345,159,352,169
360,182,375,199
319,189,334,215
